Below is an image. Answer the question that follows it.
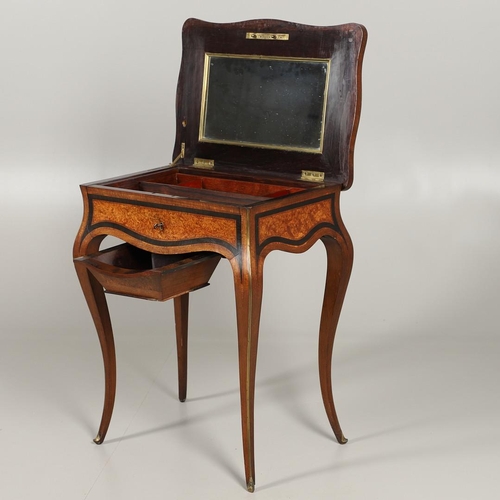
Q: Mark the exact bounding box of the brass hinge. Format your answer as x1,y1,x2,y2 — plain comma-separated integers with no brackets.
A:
246,32,289,41
301,170,325,183
193,157,214,170
169,143,185,167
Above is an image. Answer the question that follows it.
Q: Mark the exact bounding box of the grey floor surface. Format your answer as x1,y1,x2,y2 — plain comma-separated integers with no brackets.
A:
1,315,498,499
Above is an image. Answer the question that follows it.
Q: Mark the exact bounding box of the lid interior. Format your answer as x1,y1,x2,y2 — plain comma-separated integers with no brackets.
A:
174,19,366,188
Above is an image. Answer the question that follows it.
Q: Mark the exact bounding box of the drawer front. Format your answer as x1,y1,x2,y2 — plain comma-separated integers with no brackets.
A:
255,194,339,253
88,196,240,252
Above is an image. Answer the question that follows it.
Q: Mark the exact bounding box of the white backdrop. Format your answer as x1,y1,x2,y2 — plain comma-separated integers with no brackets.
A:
1,0,498,341
1,1,499,497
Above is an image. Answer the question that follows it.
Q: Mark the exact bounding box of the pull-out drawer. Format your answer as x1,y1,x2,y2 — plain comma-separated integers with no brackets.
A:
74,243,221,301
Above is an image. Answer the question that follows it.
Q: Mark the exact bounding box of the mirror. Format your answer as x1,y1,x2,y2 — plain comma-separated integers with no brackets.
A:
199,54,330,153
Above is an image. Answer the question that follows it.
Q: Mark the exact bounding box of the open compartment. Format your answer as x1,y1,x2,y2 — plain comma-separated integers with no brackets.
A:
74,243,221,301
102,167,308,206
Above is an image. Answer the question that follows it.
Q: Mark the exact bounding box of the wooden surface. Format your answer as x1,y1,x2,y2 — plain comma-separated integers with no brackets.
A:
73,18,366,493
175,18,367,189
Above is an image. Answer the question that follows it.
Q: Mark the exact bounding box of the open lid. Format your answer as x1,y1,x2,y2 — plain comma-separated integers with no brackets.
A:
173,19,367,189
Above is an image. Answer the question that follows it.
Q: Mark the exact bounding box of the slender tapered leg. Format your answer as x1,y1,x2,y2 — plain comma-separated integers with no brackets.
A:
74,263,116,445
231,254,264,493
174,293,189,402
318,234,353,444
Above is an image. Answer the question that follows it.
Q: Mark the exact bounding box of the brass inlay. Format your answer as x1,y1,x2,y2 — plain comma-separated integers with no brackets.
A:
244,208,253,488
193,157,214,169
246,32,289,41
301,170,325,182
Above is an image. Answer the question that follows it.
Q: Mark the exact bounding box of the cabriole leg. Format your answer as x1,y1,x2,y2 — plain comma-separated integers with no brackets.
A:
74,263,116,445
231,255,264,493
318,234,353,444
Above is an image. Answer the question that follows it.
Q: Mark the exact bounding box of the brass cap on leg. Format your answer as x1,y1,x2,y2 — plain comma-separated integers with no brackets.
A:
247,478,255,493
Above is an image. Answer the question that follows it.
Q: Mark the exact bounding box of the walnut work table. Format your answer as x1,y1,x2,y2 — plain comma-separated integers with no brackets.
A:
73,18,367,493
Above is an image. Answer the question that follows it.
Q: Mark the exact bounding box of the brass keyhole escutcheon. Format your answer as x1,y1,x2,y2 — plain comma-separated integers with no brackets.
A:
153,221,164,231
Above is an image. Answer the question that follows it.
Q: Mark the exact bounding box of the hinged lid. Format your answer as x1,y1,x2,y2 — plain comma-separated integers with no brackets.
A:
173,19,366,189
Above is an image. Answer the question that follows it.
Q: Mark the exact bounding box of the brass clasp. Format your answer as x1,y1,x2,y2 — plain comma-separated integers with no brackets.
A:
246,32,289,41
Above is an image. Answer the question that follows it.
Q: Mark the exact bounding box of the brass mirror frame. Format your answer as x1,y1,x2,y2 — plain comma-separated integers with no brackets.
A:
198,53,331,154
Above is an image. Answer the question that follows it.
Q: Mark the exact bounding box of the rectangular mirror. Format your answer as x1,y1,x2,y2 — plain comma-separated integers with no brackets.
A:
199,53,330,153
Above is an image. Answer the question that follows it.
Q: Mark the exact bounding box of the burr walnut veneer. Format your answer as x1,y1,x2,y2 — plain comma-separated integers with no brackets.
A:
73,18,366,493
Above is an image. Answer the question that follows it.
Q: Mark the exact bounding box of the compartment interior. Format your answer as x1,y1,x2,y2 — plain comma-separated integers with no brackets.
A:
168,173,303,197
91,243,202,272
106,169,307,205
78,243,222,301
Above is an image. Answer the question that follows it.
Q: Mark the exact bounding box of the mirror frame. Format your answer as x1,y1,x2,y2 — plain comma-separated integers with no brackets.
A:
199,53,331,154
